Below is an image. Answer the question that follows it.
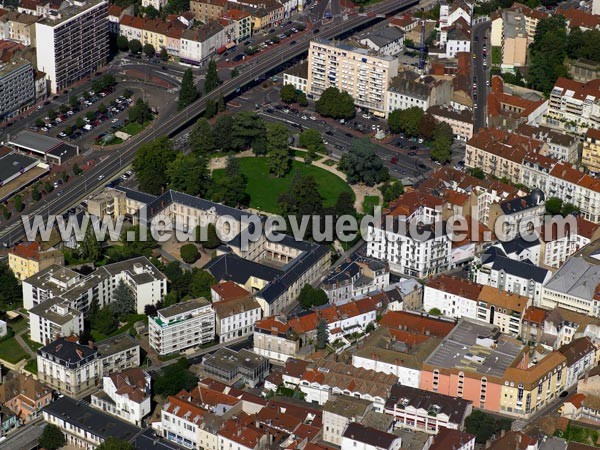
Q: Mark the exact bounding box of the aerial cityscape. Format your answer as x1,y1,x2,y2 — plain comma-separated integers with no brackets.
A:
0,0,599,448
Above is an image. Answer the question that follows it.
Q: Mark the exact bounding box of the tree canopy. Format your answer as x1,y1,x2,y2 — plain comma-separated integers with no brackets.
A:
97,437,135,450
166,153,211,197
465,410,512,443
39,424,66,450
210,157,248,207
0,262,21,309
315,87,355,120
179,68,199,110
388,107,424,136
154,358,197,395
189,118,216,155
266,123,291,177
133,137,177,195
111,280,135,319
339,139,390,186
298,284,329,310
204,59,220,94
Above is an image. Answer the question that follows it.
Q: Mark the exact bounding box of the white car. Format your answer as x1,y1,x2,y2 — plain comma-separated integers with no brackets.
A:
309,116,316,120
111,118,119,123
418,138,424,144
97,174,105,181
362,113,370,119
301,115,308,120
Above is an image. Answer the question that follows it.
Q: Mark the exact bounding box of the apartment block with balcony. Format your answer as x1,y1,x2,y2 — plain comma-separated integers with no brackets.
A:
29,298,84,345
35,0,109,93
307,39,399,117
149,298,215,355
0,57,36,121
545,77,600,135
582,128,600,176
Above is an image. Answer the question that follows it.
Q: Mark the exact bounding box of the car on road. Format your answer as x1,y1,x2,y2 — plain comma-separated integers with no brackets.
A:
97,175,105,181
313,28,320,33
418,138,424,144
345,133,353,138
390,156,398,164
418,163,427,170
58,132,67,138
233,54,244,62
309,116,316,120
290,40,296,45
408,151,417,156
244,40,252,45
325,130,334,136
301,115,307,120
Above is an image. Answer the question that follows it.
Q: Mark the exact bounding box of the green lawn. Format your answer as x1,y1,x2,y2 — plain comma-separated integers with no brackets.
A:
24,358,37,374
362,195,380,214
555,422,599,446
91,313,147,342
0,337,28,364
23,335,42,352
492,46,502,66
212,157,354,213
121,121,150,136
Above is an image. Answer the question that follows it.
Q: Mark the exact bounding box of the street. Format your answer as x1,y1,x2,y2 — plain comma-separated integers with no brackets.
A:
472,20,491,131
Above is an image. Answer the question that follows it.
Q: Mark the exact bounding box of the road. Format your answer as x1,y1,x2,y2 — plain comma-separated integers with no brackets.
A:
0,0,419,248
472,20,491,131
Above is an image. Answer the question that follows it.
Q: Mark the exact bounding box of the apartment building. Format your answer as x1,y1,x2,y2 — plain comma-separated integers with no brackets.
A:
22,256,167,315
582,128,600,176
559,337,597,389
222,9,252,43
384,383,472,433
253,316,300,362
37,334,140,398
476,286,529,336
201,348,269,387
149,298,215,355
444,18,471,58
119,15,186,56
213,295,262,344
323,396,372,445
487,189,545,239
385,71,453,117
547,162,600,223
8,241,63,281
0,10,37,46
283,61,309,94
341,423,402,450
29,297,84,345
545,77,600,134
487,77,548,130
43,396,140,449
515,123,579,164
91,368,151,426
321,255,389,305
540,216,600,269
190,0,228,21
0,57,37,121
427,105,473,141
35,0,109,93
0,372,52,422
180,21,226,65
423,275,482,319
307,39,399,117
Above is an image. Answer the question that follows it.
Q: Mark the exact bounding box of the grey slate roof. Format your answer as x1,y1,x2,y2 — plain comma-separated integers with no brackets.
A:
481,247,549,283
204,253,283,285
343,423,399,449
498,235,540,256
0,152,38,183
362,26,404,48
114,186,158,205
543,256,600,300
38,337,97,369
500,189,544,214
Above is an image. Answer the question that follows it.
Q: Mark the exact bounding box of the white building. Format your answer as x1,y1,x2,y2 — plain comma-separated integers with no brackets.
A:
540,216,600,269
35,0,109,93
142,0,168,11
29,298,84,345
322,396,372,446
358,27,405,56
515,124,579,164
212,296,262,344
545,77,600,134
283,61,309,94
22,257,167,316
91,368,151,427
351,351,422,389
180,21,226,65
322,255,389,305
423,275,482,319
341,423,402,450
559,337,597,389
0,57,36,121
149,298,215,355
385,71,453,117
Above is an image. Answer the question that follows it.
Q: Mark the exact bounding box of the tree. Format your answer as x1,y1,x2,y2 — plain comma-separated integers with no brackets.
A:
230,112,267,153
101,74,115,89
315,87,355,120
527,15,568,94
96,437,135,450
205,99,217,118
111,280,135,319
218,93,226,112
388,107,424,136
59,103,69,114
379,181,404,203
278,173,324,239
13,194,24,212
160,47,169,61
189,118,216,154
166,153,211,196
299,129,326,155
316,318,329,349
418,114,437,140
429,307,442,316
75,117,85,129
69,95,80,109
334,191,356,217
35,118,45,128
0,263,20,308
133,136,177,195
545,197,579,217
48,110,57,120
431,123,452,164
143,4,160,18
143,43,156,57
128,38,142,54
116,35,129,52
180,244,199,263
280,84,298,104
297,92,308,107
31,185,41,202
128,98,152,124
214,115,234,151
179,68,199,110
79,223,102,262
189,269,216,298
211,157,248,207
86,111,96,121
231,67,240,78
91,306,118,335
469,167,485,179
154,358,197,395
97,103,108,114
73,163,83,176
465,410,512,443
339,139,390,186
199,223,221,249
298,284,328,309
266,123,291,177
204,59,220,94
39,424,66,450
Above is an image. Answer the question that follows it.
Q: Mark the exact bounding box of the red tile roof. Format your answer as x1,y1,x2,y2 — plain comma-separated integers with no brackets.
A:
426,275,483,301
557,7,600,29
219,414,265,449
522,306,547,325
9,241,40,261
211,281,250,301
385,190,445,217
566,393,586,408
553,77,600,101
379,311,456,337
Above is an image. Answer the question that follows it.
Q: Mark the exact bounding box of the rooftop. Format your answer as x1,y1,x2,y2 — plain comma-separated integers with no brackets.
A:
323,395,372,419
543,256,600,301
157,297,211,319
0,152,38,183
37,0,107,27
202,347,267,373
343,423,400,449
96,332,138,358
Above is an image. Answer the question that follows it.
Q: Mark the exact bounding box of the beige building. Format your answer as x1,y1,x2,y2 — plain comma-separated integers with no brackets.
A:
253,316,300,362
307,39,399,116
283,61,308,94
323,396,372,445
582,128,600,176
427,105,473,141
0,10,37,46
190,0,228,22
8,241,64,281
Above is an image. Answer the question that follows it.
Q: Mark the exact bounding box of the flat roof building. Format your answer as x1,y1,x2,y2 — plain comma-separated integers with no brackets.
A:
8,131,79,165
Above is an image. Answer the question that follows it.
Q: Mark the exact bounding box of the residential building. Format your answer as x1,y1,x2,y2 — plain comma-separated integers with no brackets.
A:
476,286,529,336
559,337,597,389
190,0,228,22
423,275,482,319
520,306,547,346
37,334,140,398
0,10,37,46
475,247,551,304
323,396,372,445
541,255,600,317
384,383,472,433
582,128,600,176
42,396,140,449
22,256,167,315
213,295,261,343
545,77,600,134
543,307,600,348
515,123,579,164
107,4,124,34
358,27,405,56
321,254,389,305
149,298,215,355
180,21,226,65
487,77,547,130
557,7,600,31
385,71,453,117
559,392,600,423
0,57,36,121
211,281,250,303
253,316,300,363
0,372,52,422
428,428,475,450
299,359,397,411
444,18,470,58
142,0,168,11
283,61,308,94
540,216,600,269
218,413,268,450
91,368,151,427
222,8,252,43
201,348,269,387
493,236,542,266
29,297,84,345
341,423,402,450
389,14,419,33
487,189,545,240
35,0,109,93
488,432,540,450
8,241,63,281
307,39,399,117
427,105,473,141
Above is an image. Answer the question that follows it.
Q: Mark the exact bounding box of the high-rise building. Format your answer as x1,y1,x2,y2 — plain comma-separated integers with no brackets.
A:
0,57,35,120
35,0,109,94
307,39,399,116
